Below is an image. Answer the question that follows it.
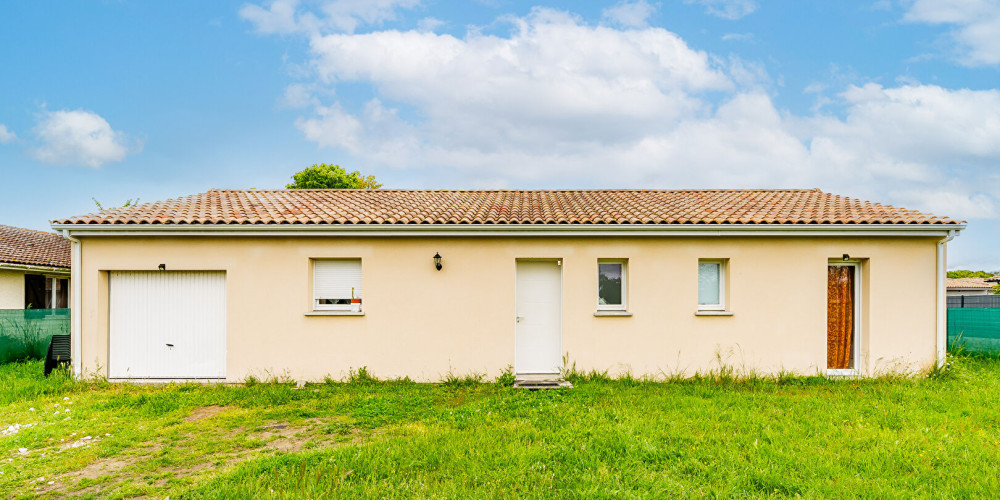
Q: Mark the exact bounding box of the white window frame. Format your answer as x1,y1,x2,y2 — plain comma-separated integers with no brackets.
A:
697,259,727,311
312,259,362,312
597,259,628,312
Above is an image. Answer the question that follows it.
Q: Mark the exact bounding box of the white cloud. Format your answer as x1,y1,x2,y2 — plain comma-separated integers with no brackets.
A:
0,124,15,143
794,83,1000,218
308,8,731,117
602,0,656,28
240,0,420,35
416,16,444,32
684,0,758,20
240,0,302,34
721,32,753,42
247,4,1000,221
31,109,138,168
281,83,319,108
319,0,421,33
834,83,1000,164
903,0,1000,66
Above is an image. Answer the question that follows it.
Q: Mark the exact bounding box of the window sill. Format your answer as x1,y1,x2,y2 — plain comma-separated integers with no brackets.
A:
694,310,733,316
594,310,633,317
304,311,365,316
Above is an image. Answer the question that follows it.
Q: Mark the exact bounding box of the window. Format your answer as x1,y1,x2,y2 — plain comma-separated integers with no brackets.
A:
24,274,46,309
597,259,627,311
313,259,362,311
22,275,67,309
698,259,726,310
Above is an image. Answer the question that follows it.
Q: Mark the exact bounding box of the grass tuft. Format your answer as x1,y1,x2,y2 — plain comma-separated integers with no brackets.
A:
346,366,379,385
493,365,515,386
441,369,485,387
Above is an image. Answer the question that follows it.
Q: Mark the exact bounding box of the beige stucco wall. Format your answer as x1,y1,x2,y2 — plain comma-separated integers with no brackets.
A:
0,269,25,309
75,235,941,381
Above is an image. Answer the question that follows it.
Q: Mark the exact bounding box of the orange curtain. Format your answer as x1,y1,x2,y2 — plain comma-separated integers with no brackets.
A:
827,266,854,369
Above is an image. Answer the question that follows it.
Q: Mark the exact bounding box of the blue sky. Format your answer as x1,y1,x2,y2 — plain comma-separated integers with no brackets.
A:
1,0,998,269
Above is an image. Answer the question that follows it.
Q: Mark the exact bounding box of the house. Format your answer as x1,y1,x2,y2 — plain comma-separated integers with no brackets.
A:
946,277,994,296
51,189,964,381
0,224,71,309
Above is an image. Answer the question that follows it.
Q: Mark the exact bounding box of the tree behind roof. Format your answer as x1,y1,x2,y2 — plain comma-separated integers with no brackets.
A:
946,270,996,279
286,164,382,189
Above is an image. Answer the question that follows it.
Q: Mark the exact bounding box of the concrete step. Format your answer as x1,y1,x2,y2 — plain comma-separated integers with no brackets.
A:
513,379,573,390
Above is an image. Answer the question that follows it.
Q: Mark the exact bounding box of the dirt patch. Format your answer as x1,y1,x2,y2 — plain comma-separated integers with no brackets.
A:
185,405,233,422
255,422,311,452
32,456,138,497
74,457,132,481
241,418,367,454
31,418,366,498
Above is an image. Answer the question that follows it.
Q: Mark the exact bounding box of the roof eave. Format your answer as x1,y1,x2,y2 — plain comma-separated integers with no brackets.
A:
51,222,967,237
0,262,72,274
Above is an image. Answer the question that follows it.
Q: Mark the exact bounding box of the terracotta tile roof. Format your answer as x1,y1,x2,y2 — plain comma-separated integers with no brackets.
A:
0,224,71,268
986,275,1000,283
52,189,963,226
946,278,996,290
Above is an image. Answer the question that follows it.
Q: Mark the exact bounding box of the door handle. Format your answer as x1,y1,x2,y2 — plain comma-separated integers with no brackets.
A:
166,343,174,348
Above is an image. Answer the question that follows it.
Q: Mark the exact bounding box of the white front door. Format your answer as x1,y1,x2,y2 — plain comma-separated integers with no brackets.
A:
515,260,562,375
109,271,227,379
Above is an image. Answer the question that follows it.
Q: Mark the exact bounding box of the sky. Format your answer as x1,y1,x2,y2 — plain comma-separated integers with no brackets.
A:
1,0,998,270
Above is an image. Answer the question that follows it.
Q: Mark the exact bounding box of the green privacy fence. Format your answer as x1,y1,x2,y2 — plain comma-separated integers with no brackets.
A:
948,308,1000,354
0,309,70,364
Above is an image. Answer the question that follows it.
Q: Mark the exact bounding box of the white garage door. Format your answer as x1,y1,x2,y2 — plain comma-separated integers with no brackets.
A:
110,271,226,379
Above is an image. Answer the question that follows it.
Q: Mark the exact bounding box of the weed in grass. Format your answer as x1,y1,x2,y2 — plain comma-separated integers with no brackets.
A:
494,365,515,386
774,368,797,385
441,369,485,387
928,351,978,381
346,366,379,385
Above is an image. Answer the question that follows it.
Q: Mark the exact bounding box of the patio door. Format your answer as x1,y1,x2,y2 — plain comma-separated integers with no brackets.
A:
515,260,562,375
827,263,860,373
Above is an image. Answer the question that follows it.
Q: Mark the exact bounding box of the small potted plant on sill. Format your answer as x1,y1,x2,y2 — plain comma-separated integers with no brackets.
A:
351,288,361,312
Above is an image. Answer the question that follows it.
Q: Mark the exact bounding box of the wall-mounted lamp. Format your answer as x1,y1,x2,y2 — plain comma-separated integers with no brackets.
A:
433,252,442,271
158,263,166,271
842,254,850,262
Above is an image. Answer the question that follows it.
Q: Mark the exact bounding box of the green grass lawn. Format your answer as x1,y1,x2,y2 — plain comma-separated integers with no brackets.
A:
2,357,1000,499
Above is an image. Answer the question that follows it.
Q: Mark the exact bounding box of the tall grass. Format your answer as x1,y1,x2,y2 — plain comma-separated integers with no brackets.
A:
0,314,48,363
3,354,1000,498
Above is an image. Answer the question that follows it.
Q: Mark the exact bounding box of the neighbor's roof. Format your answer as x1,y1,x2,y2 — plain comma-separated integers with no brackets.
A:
0,224,71,268
987,275,1000,283
52,189,963,226
946,278,995,290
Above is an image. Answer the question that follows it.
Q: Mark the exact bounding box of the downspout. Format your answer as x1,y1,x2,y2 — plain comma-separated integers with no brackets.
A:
936,229,957,369
60,229,83,378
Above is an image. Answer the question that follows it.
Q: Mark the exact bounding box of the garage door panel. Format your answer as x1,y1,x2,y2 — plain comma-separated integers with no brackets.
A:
110,271,226,379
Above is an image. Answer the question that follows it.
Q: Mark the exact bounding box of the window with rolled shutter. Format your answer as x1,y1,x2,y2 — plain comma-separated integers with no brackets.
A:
313,259,362,311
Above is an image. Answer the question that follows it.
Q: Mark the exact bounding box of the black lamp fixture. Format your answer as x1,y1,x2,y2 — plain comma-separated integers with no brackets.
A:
158,263,166,271
842,254,850,262
433,252,442,271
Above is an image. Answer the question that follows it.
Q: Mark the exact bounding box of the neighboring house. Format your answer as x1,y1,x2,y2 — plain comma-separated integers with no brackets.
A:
0,224,71,309
987,275,1000,283
51,189,964,381
946,277,994,296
